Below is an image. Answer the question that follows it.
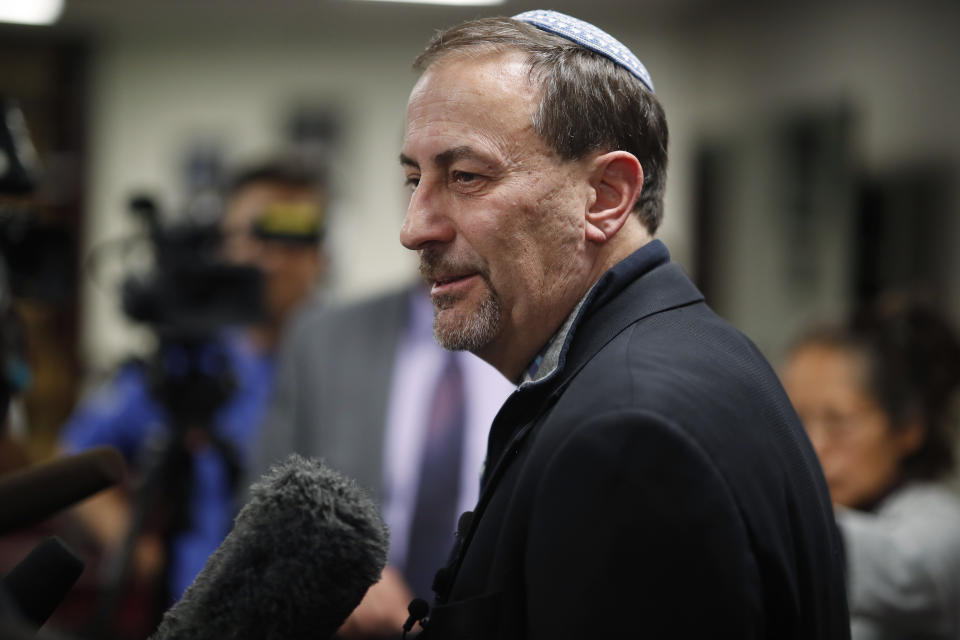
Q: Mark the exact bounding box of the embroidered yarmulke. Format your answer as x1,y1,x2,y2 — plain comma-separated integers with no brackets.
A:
513,9,654,93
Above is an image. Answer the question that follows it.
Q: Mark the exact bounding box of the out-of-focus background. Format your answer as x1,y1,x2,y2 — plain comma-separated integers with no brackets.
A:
2,0,959,637
2,0,958,456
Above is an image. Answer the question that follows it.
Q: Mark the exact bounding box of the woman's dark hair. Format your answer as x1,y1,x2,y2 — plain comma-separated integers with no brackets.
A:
793,294,960,480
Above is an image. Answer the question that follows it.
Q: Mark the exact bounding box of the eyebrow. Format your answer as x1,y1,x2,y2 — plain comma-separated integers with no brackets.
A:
399,146,492,170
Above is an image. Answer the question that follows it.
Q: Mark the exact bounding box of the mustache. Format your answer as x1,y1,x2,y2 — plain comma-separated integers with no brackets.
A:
418,248,487,282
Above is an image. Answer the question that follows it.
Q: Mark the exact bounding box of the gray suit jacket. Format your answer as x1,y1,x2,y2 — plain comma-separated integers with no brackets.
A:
254,285,413,501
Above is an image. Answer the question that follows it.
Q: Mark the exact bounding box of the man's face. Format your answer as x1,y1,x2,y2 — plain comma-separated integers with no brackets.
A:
400,51,594,381
221,182,323,324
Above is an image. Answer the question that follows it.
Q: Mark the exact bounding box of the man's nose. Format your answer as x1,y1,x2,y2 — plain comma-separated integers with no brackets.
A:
400,184,455,251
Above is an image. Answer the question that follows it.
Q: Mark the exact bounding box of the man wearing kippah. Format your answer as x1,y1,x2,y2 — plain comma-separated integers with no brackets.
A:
398,11,850,639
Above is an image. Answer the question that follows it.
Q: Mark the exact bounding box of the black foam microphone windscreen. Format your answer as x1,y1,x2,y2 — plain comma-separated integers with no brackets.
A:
0,446,126,535
150,454,389,640
1,536,85,632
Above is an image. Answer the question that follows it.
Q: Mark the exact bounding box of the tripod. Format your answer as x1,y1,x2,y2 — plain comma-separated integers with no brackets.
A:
91,333,242,640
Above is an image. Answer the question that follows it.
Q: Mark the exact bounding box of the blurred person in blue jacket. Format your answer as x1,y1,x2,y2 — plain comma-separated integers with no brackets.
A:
59,156,327,612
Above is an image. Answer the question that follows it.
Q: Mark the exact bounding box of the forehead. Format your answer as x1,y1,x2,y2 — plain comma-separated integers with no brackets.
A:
404,51,540,160
787,343,868,398
223,182,318,230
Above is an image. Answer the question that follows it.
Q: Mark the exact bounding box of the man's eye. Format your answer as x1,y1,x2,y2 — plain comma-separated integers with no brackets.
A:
404,175,420,189
451,171,481,185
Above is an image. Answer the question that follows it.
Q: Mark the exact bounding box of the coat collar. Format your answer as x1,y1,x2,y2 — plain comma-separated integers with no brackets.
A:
554,245,705,398
520,239,673,387
485,240,703,476
438,241,705,605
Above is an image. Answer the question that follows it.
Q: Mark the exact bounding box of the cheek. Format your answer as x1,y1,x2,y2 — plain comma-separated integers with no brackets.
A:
833,425,903,494
463,174,585,292
484,219,576,298
828,435,876,477
850,423,901,463
266,254,317,294
513,190,583,265
225,237,261,265
530,214,584,293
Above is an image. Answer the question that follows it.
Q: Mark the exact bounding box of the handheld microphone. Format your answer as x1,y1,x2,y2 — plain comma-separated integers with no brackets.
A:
149,454,389,640
0,536,84,633
0,446,126,535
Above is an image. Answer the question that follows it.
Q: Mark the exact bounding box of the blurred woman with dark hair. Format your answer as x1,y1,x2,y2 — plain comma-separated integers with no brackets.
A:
782,294,960,639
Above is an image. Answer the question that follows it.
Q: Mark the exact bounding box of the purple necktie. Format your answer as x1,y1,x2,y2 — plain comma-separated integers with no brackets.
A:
404,353,466,599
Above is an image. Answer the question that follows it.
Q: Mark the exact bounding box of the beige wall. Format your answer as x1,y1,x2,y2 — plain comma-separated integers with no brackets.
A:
75,0,960,373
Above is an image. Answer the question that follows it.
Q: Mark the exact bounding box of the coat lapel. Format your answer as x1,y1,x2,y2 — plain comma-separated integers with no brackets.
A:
438,252,705,605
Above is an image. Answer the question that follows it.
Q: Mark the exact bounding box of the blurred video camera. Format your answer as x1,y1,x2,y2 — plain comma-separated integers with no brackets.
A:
119,195,264,340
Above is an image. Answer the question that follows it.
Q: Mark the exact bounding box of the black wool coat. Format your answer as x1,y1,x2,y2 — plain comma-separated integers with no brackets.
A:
420,240,850,640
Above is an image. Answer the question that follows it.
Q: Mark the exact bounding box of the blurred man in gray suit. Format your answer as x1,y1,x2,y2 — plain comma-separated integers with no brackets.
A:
256,282,512,638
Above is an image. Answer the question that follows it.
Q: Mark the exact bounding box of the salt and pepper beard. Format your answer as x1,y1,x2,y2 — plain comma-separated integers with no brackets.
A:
420,251,502,352
431,285,502,352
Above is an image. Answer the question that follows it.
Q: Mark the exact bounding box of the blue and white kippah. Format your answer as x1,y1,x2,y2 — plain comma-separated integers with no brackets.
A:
513,9,654,94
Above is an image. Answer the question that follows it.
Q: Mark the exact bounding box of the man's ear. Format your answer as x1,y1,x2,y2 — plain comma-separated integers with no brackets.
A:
585,151,644,244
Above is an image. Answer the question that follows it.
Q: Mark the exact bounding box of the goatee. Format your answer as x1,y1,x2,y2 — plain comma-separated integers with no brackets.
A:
432,287,501,352
420,249,502,352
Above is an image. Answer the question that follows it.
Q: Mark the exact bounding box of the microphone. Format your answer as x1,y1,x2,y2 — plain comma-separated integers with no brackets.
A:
149,454,389,640
0,446,126,535
0,536,84,633
403,598,430,638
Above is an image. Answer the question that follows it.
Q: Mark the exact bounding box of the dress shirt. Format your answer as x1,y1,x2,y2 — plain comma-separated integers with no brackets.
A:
381,287,514,571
